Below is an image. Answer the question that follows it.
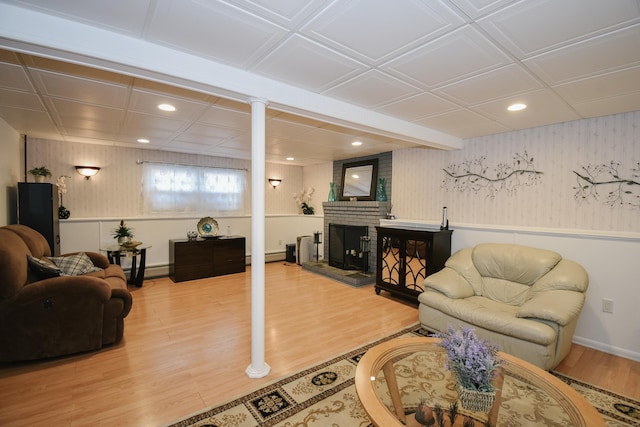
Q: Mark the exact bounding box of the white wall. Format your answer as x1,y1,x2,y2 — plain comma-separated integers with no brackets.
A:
0,118,20,225
393,111,640,233
390,111,640,362
59,214,324,270
302,162,333,216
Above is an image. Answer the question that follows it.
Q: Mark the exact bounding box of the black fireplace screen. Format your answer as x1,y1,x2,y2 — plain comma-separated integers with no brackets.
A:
329,224,368,270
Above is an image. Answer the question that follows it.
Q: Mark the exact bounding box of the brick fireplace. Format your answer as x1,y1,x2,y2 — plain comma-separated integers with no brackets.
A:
322,201,391,274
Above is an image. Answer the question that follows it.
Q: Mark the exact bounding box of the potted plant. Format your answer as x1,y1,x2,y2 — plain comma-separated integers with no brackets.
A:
28,166,52,183
112,220,134,244
437,326,502,413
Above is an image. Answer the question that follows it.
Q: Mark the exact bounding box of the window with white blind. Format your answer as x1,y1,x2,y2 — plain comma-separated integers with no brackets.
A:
142,162,248,215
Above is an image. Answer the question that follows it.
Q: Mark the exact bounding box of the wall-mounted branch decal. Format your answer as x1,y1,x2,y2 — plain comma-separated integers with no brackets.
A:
573,161,640,208
442,151,543,198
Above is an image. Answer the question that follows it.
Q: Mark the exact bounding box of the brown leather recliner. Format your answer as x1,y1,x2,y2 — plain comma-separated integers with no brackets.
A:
0,224,132,361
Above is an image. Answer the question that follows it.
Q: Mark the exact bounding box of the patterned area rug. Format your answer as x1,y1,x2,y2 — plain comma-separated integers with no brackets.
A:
167,325,639,427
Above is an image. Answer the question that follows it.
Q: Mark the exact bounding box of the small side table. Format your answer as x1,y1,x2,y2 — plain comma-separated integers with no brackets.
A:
102,244,151,287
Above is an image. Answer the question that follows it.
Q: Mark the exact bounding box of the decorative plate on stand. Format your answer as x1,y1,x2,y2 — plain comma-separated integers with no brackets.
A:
197,216,219,238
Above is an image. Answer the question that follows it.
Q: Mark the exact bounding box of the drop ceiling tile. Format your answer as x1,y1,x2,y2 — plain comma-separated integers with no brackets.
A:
46,98,124,127
267,117,316,139
0,63,35,91
178,123,242,143
301,0,466,63
375,92,458,121
448,0,519,19
267,139,344,160
323,70,421,108
0,88,44,110
147,0,288,68
198,106,251,130
383,25,513,89
0,107,59,135
470,89,581,129
252,34,366,92
477,0,640,58
7,0,152,36
133,79,213,102
120,111,187,135
163,140,222,153
24,55,134,85
524,25,640,85
115,132,171,146
434,64,543,106
30,69,129,107
572,92,640,118
414,108,510,138
128,89,210,120
213,98,251,113
553,66,640,105
223,0,328,27
0,49,21,64
300,127,366,147
61,127,119,140
219,136,252,151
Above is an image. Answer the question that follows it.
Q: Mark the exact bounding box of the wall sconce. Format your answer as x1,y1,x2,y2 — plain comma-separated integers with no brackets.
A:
268,178,282,188
75,166,101,180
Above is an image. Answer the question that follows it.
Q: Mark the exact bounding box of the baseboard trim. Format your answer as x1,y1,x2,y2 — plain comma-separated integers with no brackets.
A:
135,251,287,279
572,335,640,362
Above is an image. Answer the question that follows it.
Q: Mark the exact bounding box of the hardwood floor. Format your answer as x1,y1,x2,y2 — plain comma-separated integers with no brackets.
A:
0,262,638,426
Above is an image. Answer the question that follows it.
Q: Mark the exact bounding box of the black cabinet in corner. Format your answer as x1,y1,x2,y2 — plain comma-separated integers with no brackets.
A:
375,226,452,302
18,183,60,256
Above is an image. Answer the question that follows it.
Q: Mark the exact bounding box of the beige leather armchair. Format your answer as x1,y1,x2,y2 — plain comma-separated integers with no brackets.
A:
418,243,588,370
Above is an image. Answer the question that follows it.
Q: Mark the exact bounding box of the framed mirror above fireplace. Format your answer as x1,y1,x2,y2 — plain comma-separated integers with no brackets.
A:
340,159,378,201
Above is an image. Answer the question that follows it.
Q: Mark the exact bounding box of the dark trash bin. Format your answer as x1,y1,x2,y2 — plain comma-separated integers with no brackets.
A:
286,244,296,263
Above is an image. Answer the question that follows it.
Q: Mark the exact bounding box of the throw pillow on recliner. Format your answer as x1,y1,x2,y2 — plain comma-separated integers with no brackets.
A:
48,252,102,276
27,254,63,279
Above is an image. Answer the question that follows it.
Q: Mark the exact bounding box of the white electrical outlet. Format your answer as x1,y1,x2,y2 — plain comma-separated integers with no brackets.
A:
278,240,282,246
602,298,614,313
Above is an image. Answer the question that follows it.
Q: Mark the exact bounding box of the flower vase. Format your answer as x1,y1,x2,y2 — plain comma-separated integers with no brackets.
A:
328,182,336,201
376,178,387,201
456,383,496,413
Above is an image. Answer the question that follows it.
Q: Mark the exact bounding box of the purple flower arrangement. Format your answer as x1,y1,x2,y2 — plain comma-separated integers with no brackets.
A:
437,326,501,392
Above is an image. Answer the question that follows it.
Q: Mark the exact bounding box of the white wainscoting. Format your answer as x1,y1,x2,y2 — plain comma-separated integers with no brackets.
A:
381,219,640,362
59,214,324,276
60,215,639,361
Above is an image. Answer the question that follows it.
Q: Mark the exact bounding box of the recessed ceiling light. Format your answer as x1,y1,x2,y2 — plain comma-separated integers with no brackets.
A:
137,138,150,143
352,141,362,146
286,157,294,161
508,103,527,111
158,103,176,112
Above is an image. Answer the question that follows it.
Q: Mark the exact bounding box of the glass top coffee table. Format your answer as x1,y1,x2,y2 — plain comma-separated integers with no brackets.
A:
355,336,605,427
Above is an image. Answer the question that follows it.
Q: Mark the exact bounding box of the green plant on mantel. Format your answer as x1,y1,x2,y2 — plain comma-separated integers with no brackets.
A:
27,166,52,177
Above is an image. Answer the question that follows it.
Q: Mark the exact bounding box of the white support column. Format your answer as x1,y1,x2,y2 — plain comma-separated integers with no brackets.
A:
246,97,271,379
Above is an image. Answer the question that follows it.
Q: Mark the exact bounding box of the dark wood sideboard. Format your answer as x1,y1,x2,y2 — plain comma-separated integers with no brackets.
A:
375,226,452,302
169,237,246,282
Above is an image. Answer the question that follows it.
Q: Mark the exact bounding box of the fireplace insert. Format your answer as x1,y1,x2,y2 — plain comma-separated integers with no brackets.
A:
329,224,368,271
